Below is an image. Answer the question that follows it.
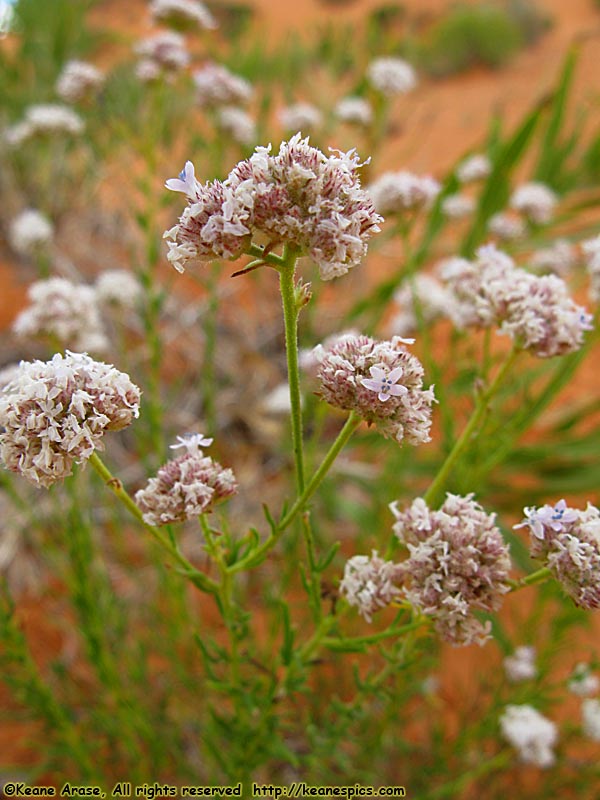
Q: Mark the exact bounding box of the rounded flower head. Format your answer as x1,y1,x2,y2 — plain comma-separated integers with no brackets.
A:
334,96,373,127
582,698,600,741
504,646,537,683
9,209,54,256
487,211,526,241
530,239,576,277
569,663,599,698
95,270,143,309
193,63,253,107
56,60,104,103
510,182,558,225
582,234,600,303
135,31,190,72
316,334,435,444
456,153,491,184
388,274,454,336
0,352,140,488
500,705,558,767
440,244,593,357
6,105,84,145
13,278,108,353
278,102,323,134
391,494,512,646
134,442,237,526
368,171,440,216
441,193,475,220
217,106,256,146
367,57,417,95
515,500,600,610
165,134,382,280
339,550,403,622
149,0,217,30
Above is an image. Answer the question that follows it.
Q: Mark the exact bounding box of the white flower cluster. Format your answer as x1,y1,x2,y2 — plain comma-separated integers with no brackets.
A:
5,104,84,146
582,234,600,302
487,212,526,241
56,60,105,103
368,171,440,215
499,705,558,768
510,182,558,225
582,698,600,742
217,106,256,146
515,499,600,610
134,436,237,525
164,134,382,280
503,646,537,683
0,352,140,488
149,0,217,29
440,244,593,357
530,238,577,277
569,663,600,697
367,57,417,96
13,278,108,353
278,102,323,133
9,209,54,256
94,270,143,309
391,494,511,646
388,274,453,337
193,63,253,107
441,193,475,220
456,153,491,184
135,31,190,76
334,97,373,127
339,550,403,622
316,334,435,445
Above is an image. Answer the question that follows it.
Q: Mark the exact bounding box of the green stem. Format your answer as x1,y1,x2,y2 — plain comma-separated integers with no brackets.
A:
229,412,361,574
508,566,552,592
424,347,520,507
88,452,219,595
279,245,305,493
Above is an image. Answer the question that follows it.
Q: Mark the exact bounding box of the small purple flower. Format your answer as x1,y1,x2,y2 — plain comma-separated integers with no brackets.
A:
515,499,579,540
166,161,198,199
361,365,409,402
169,432,213,454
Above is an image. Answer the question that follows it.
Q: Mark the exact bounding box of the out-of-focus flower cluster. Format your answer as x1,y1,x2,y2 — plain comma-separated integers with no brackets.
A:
440,244,592,357
149,0,217,30
5,104,84,146
500,705,558,767
0,352,140,488
56,60,105,104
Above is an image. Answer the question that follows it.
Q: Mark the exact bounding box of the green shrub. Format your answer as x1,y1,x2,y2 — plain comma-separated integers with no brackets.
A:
423,3,524,76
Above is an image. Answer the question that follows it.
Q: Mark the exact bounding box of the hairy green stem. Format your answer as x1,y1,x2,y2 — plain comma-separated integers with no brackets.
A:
88,452,219,595
229,412,361,574
278,245,305,493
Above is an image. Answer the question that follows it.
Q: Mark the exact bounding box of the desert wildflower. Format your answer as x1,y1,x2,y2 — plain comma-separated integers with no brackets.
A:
56,60,105,103
487,211,526,241
135,31,190,72
217,106,256,146
367,57,417,95
456,153,491,184
391,494,511,646
500,705,558,767
339,551,403,622
510,182,557,225
9,210,54,256
149,0,217,30
503,646,537,683
389,273,454,336
193,63,253,107
368,171,440,216
334,97,373,126
134,440,237,526
515,500,600,610
582,699,600,741
568,663,599,697
278,102,323,133
0,352,140,488
316,334,435,444
95,270,143,309
441,193,475,219
164,133,381,279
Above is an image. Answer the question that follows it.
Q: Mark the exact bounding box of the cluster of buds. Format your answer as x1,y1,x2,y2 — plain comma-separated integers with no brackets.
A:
339,550,403,622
